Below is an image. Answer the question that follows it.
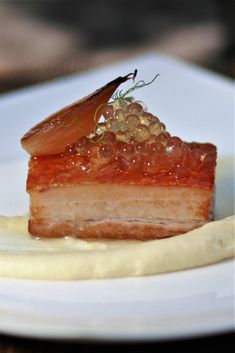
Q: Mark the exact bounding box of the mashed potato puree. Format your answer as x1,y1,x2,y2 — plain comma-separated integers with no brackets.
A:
0,215,234,280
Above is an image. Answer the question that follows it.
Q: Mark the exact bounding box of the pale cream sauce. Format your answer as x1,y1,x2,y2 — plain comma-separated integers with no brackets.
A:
0,215,234,280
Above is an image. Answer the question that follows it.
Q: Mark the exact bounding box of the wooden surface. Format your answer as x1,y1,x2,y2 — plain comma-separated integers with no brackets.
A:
0,332,234,353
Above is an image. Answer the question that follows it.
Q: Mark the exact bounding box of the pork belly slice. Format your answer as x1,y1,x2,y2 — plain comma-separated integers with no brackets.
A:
27,142,216,239
29,184,213,240
21,71,217,240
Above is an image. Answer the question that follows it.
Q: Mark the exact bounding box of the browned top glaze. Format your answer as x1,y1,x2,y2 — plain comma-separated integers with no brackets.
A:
27,142,216,192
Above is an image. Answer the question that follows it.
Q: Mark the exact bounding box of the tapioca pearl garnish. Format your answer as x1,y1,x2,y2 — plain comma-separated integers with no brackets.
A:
99,144,115,158
128,136,136,145
134,124,151,142
147,134,157,144
139,112,154,125
114,109,125,121
165,131,171,138
102,131,117,144
135,141,150,155
166,137,182,157
118,120,128,132
102,104,114,119
128,154,142,171
116,131,125,142
143,157,161,175
82,143,99,157
126,102,143,116
174,162,191,178
149,141,165,155
116,141,134,158
148,114,160,125
116,130,131,142
139,101,147,112
152,115,160,124
74,136,90,153
113,98,128,110
125,114,140,131
160,122,166,132
156,133,169,147
159,131,171,141
106,118,120,132
149,121,162,135
115,155,130,171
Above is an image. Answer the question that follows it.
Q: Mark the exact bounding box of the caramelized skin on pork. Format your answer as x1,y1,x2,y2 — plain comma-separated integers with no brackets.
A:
27,143,216,191
27,142,216,239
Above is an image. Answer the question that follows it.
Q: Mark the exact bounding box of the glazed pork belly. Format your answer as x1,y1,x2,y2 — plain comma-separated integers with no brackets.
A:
22,73,217,240
27,142,216,240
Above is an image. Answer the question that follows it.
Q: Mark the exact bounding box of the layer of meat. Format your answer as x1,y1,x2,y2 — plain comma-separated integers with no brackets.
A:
29,184,213,239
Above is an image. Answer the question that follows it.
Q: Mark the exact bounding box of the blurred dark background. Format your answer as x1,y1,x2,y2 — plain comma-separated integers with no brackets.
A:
0,0,234,93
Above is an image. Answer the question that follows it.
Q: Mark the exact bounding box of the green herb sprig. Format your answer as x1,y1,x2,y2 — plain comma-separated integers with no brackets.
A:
91,71,160,142
111,71,159,103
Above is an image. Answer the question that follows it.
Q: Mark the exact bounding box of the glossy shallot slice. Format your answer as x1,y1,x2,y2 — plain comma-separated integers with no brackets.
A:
21,72,135,156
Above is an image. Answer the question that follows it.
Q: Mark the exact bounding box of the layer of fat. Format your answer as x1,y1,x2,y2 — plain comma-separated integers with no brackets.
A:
30,184,212,222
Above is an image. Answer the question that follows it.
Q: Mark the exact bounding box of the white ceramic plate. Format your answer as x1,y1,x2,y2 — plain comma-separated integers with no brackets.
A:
0,54,234,341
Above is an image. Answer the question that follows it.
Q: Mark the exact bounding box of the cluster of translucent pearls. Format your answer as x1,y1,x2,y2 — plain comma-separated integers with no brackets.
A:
65,99,208,175
101,100,166,144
